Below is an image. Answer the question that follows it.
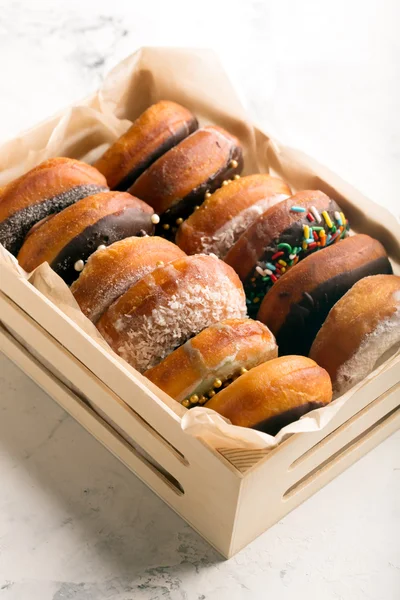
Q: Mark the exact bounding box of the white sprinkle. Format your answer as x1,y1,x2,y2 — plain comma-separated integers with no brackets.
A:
310,206,322,223
256,266,265,276
334,211,342,223
265,269,273,276
151,214,160,224
97,244,106,251
289,254,296,260
74,259,85,272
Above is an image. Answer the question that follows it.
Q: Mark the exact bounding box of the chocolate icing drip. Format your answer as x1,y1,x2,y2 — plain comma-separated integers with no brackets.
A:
114,117,198,191
253,402,326,436
276,256,393,356
155,146,244,241
0,184,108,256
50,207,154,285
245,199,347,318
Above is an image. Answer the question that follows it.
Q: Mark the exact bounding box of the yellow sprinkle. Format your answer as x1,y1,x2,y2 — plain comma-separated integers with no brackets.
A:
281,267,286,273
340,211,346,225
229,159,239,169
253,297,260,303
239,367,248,375
156,260,164,267
319,230,326,239
182,399,190,408
208,390,216,398
162,223,170,230
213,379,223,388
194,205,200,211
278,259,287,267
199,396,207,405
190,394,199,404
303,225,310,239
302,241,308,250
233,174,241,180
222,180,230,186
176,218,183,225
205,192,212,199
322,210,333,228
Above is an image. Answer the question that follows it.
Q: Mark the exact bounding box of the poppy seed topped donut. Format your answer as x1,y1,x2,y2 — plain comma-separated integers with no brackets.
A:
17,191,155,284
0,157,108,255
97,254,247,373
224,190,349,317
205,356,332,435
129,125,243,238
94,101,198,190
144,318,277,406
257,234,393,356
71,236,186,323
175,174,291,258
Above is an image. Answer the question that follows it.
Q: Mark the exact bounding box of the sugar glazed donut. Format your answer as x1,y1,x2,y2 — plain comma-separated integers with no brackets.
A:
257,234,393,356
175,174,291,258
310,274,400,394
129,125,243,237
224,190,349,317
71,236,185,323
94,101,198,190
144,319,277,406
97,254,247,373
205,356,332,435
0,158,108,255
17,191,154,284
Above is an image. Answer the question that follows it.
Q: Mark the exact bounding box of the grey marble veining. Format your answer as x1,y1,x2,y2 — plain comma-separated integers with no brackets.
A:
0,1,399,598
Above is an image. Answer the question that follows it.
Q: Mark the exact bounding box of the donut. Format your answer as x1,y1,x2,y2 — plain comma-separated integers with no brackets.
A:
144,318,277,406
17,191,154,284
205,356,332,435
129,125,243,237
97,254,247,373
224,190,349,317
257,234,393,356
71,236,185,323
310,274,400,394
0,158,108,255
175,174,291,258
94,101,198,190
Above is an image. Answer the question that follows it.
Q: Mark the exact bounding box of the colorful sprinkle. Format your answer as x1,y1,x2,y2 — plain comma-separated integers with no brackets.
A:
308,242,318,249
302,241,308,250
313,231,319,241
270,274,278,283
322,211,333,229
278,259,287,267
281,267,286,273
277,243,293,253
256,266,265,276
340,212,346,225
331,225,337,233
271,250,284,260
289,253,296,260
310,206,322,223
290,206,306,213
303,225,310,239
306,212,315,222
313,226,324,231
265,262,276,271
334,211,343,225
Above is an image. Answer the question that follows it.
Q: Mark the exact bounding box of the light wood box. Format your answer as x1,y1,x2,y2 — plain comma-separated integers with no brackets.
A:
0,49,399,559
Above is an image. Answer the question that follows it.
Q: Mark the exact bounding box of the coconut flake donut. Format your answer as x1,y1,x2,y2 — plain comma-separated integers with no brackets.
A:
0,158,108,255
17,191,155,284
97,254,247,373
129,125,243,237
206,356,332,435
310,274,400,395
71,236,186,323
175,174,291,258
94,101,198,190
224,190,349,317
257,234,393,356
144,318,277,406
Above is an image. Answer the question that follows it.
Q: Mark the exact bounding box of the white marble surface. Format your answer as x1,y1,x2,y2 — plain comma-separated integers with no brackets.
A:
0,1,399,598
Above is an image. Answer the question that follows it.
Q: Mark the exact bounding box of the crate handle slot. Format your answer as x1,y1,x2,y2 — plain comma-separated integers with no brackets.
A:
289,382,399,471
283,405,399,501
0,324,185,496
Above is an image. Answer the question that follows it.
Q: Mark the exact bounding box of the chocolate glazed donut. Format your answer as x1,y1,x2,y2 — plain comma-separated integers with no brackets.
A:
224,190,349,318
129,125,243,239
257,234,393,356
17,191,155,284
94,101,198,191
0,158,108,255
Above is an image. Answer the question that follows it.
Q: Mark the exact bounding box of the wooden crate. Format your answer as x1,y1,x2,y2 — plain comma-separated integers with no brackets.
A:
0,48,399,558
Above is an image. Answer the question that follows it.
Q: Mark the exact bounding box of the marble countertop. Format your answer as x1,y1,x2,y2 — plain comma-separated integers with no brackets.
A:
0,1,399,599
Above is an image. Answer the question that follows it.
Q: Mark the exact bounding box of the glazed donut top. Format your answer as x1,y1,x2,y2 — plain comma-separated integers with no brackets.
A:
205,355,332,434
94,100,198,190
175,174,291,258
309,274,400,390
144,318,277,405
0,158,108,255
97,254,247,372
71,236,186,323
129,125,243,215
17,191,154,278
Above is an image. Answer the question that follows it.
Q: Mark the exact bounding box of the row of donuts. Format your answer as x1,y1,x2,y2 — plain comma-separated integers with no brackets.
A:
1,100,399,435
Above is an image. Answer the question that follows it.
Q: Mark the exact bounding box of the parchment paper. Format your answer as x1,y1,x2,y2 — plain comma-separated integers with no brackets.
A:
1,47,399,451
